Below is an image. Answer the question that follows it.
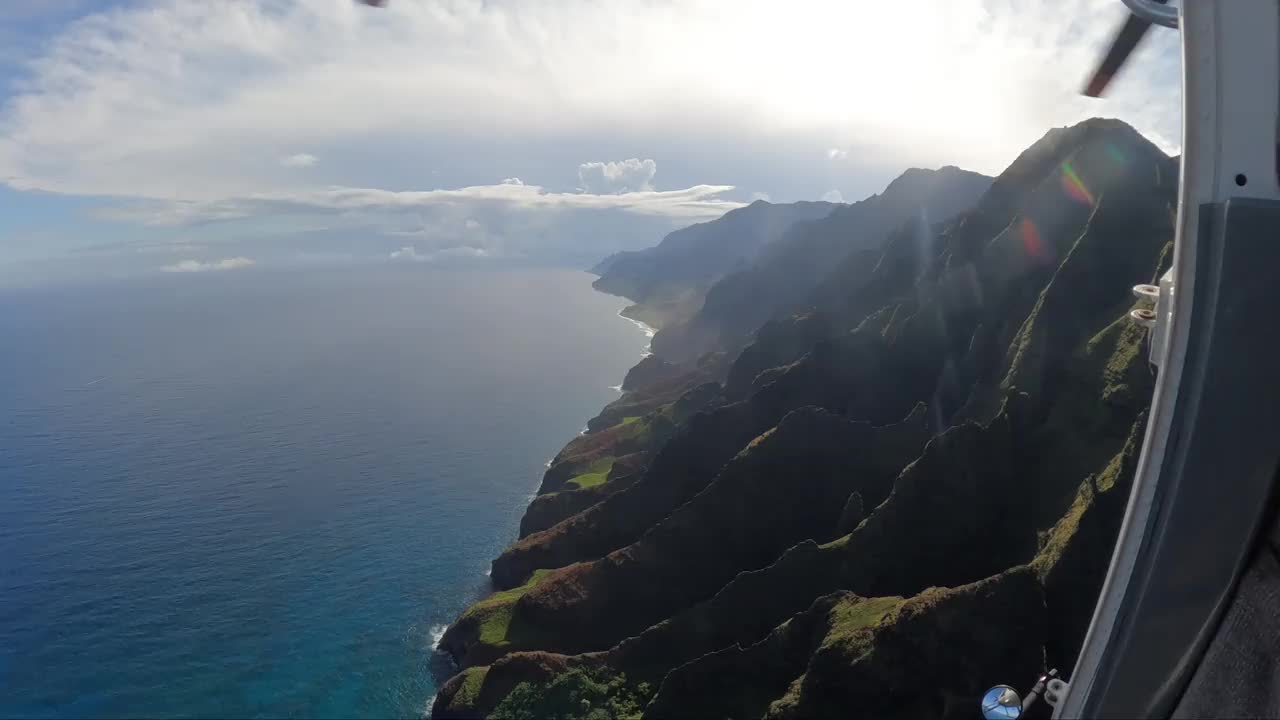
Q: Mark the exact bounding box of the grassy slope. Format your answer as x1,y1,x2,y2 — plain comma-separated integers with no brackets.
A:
563,457,616,490
467,569,553,646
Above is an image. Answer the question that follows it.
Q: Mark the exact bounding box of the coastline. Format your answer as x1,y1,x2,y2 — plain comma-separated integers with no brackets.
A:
430,289,658,694
615,307,656,358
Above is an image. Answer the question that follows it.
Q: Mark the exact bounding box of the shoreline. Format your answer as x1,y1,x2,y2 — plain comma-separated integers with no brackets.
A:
430,288,656,689
616,307,656,359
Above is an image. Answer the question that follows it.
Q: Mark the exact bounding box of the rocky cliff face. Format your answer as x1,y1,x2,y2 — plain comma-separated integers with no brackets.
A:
431,118,1176,719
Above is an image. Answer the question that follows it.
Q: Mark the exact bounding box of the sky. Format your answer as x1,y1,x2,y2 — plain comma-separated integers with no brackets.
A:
0,0,1180,285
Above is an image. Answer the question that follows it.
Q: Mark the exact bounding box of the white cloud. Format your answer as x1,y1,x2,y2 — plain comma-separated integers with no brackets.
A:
440,246,490,259
0,0,1182,274
98,181,743,227
577,159,658,194
280,153,318,168
820,189,844,203
0,0,1180,208
389,245,490,262
161,256,255,273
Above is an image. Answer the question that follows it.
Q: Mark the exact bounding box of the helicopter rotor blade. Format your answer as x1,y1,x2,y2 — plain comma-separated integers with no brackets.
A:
1082,0,1170,97
1083,13,1152,97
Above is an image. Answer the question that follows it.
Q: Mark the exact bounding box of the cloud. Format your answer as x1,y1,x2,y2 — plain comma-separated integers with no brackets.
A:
75,178,738,272
820,189,844,203
97,181,743,227
161,256,255,273
280,153,318,168
389,245,490,262
577,159,658,194
0,0,1180,207
827,148,848,160
0,0,1183,276
389,246,423,261
70,237,209,256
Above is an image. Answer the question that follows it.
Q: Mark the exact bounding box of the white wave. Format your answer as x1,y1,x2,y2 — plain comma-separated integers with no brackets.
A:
423,624,453,717
429,623,448,649
484,567,492,577
617,308,657,337
616,308,657,357
609,383,624,392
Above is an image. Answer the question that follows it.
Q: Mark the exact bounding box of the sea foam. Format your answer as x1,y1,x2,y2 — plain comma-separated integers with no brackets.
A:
617,308,656,357
430,624,447,645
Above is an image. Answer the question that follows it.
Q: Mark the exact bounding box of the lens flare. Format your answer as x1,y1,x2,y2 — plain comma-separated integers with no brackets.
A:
1061,162,1095,205
1104,143,1128,165
1020,217,1046,261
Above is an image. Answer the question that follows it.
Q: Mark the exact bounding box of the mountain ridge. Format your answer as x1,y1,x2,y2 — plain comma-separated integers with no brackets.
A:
591,200,840,330
593,165,992,361
431,117,1174,719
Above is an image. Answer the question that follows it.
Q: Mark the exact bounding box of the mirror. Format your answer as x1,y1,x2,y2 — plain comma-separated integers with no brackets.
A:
981,685,1023,719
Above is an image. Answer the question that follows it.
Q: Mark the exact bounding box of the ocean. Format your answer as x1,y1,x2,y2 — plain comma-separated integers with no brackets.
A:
0,265,648,718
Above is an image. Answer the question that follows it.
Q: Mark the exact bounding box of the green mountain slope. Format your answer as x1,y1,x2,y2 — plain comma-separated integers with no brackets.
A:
431,117,1175,719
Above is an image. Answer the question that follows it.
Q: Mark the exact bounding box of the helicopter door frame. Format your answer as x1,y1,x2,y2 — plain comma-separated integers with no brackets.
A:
1057,1,1280,717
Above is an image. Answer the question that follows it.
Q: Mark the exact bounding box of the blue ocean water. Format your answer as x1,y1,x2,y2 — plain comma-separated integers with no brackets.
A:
0,266,648,718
